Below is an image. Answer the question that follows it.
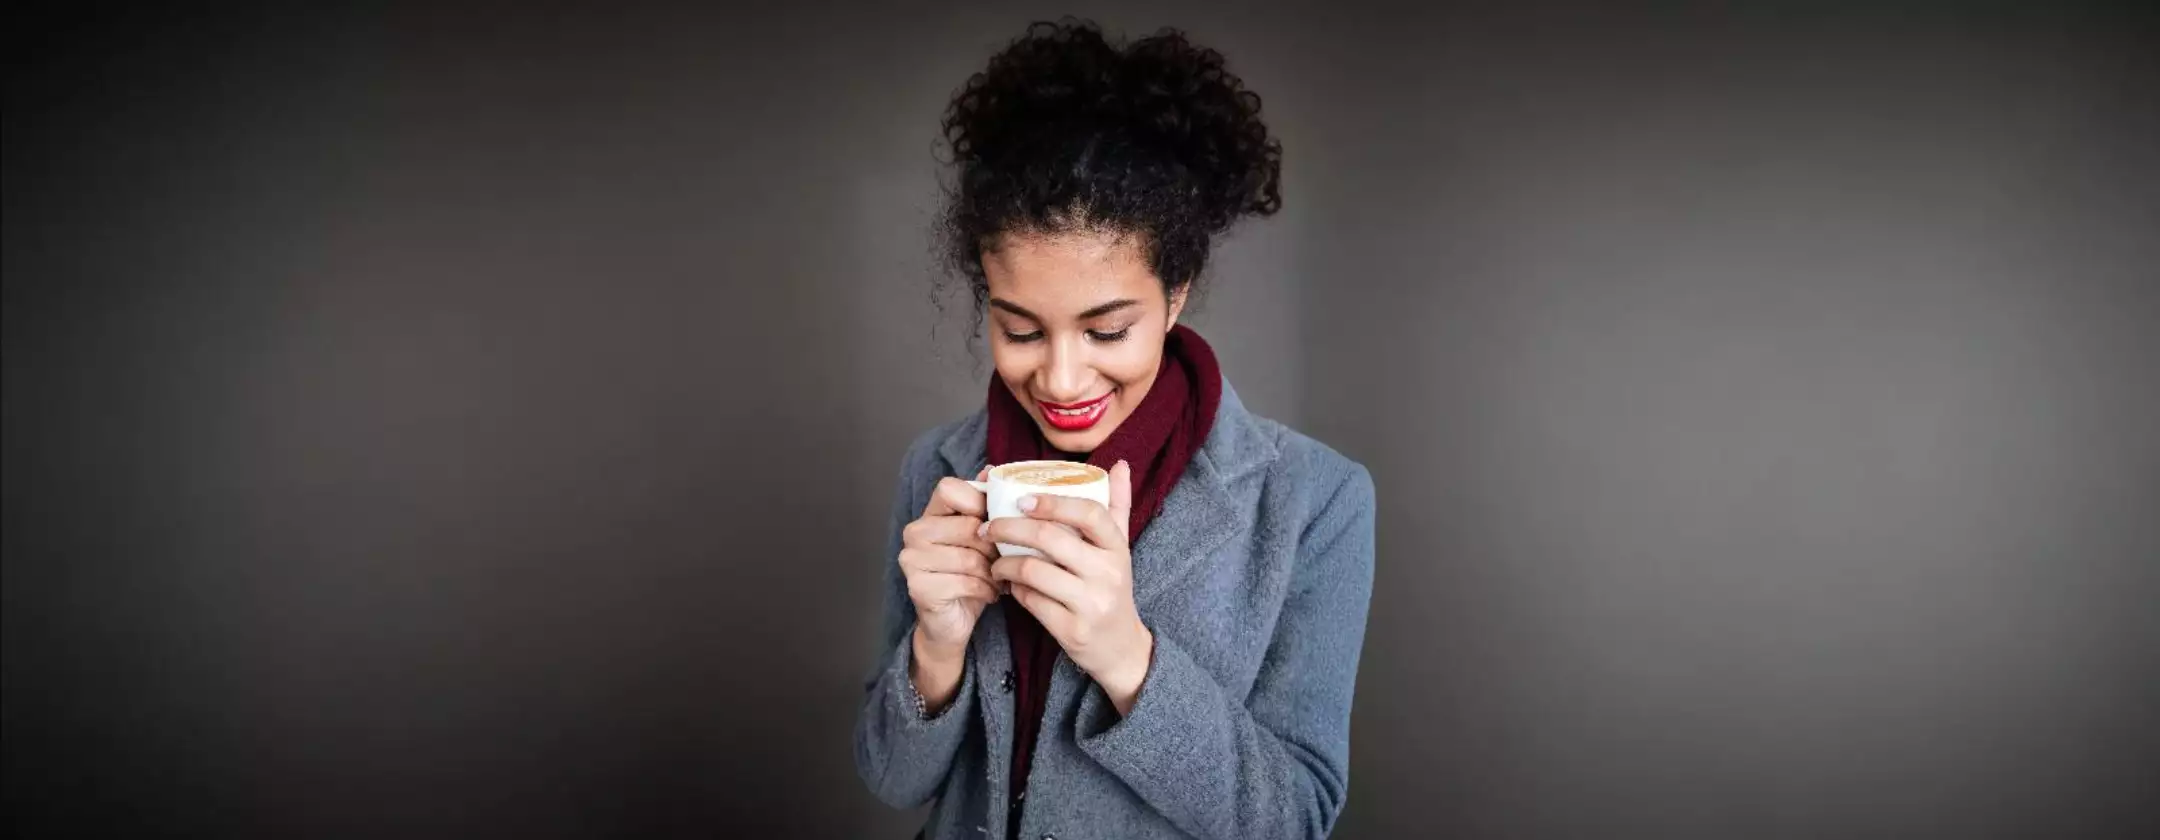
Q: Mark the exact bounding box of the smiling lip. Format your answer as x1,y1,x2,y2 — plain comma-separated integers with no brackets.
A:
1038,392,1113,432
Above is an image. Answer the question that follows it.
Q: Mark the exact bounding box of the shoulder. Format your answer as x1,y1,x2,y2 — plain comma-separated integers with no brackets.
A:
1200,382,1375,538
1246,416,1375,539
1231,416,1376,600
1203,382,1372,555
1253,417,1371,505
895,409,987,489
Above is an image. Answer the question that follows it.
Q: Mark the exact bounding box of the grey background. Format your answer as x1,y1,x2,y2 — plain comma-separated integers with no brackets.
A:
5,2,2155,837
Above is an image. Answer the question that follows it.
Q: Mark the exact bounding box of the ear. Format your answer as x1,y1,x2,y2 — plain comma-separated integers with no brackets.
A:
1165,286,1188,330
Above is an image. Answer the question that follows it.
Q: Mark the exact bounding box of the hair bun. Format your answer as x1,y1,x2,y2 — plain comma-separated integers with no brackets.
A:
939,19,1281,299
1115,29,1282,228
942,20,1281,235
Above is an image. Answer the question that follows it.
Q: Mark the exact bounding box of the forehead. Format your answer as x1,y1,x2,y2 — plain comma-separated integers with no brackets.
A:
981,231,1159,313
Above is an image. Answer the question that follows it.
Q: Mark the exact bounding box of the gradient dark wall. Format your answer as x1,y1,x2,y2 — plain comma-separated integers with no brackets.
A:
5,3,2154,838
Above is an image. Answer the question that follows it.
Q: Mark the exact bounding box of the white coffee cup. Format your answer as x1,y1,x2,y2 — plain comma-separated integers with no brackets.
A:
966,460,1111,557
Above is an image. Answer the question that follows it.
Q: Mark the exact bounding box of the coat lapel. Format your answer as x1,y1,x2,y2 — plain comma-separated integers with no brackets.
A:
1128,382,1276,605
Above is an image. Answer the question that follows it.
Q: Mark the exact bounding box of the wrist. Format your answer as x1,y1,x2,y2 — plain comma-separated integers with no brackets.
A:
1096,624,1156,717
909,626,968,715
912,624,968,668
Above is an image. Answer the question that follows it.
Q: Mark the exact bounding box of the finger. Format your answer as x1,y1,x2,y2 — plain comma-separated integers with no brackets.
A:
983,517,1097,573
1109,459,1133,539
905,514,997,556
898,545,993,580
1018,492,1126,552
909,569,999,605
923,476,989,518
1010,582,1075,636
989,555,1088,607
976,466,989,481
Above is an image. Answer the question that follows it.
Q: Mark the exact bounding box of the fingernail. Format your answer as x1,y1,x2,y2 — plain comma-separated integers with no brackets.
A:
1116,459,1129,471
1017,495,1037,513
976,521,989,537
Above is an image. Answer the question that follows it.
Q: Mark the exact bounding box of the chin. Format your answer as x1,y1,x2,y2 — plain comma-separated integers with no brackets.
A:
1038,423,1108,454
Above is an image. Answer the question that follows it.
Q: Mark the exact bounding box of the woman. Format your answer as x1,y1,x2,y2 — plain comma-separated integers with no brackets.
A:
854,20,1375,840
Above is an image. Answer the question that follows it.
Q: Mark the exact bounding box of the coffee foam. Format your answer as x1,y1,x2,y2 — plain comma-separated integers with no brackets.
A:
997,463,1104,486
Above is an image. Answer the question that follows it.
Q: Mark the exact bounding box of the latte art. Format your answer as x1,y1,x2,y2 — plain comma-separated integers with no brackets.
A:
995,463,1106,487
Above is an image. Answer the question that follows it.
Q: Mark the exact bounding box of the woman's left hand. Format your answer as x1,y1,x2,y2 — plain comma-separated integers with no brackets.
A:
983,459,1155,715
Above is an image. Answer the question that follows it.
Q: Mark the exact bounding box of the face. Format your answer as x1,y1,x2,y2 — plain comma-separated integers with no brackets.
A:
981,230,1186,454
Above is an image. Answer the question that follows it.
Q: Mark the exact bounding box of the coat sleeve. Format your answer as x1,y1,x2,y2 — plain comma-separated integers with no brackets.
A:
853,432,976,809
1073,463,1377,839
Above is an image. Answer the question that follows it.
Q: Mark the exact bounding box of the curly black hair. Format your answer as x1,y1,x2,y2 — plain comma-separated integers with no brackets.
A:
938,19,1282,318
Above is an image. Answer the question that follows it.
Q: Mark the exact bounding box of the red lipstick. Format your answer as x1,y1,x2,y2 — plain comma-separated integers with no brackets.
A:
1038,391,1113,432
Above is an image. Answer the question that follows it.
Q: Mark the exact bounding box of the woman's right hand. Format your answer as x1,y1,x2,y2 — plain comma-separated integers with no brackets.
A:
900,470,1000,659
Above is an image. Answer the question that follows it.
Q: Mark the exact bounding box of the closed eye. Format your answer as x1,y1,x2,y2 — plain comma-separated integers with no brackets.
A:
1001,327,1130,343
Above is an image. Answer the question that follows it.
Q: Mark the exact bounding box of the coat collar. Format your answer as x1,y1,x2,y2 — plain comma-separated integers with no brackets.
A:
934,377,1279,603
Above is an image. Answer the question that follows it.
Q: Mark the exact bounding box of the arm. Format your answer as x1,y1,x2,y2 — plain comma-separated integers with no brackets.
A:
1074,465,1376,839
852,438,976,808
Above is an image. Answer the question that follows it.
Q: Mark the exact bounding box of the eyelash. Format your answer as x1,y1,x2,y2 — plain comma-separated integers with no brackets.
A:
1003,328,1131,344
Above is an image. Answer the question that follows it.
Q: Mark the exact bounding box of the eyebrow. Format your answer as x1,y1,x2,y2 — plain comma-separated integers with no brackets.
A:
989,298,1142,322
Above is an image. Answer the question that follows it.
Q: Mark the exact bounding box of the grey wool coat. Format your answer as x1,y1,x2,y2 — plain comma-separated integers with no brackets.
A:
854,381,1377,839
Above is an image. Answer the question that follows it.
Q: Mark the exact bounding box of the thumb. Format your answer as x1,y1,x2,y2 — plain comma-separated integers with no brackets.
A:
1109,459,1133,539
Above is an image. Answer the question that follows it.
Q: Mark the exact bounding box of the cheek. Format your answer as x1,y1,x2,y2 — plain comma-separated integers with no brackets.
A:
1101,343,1164,389
989,343,1038,386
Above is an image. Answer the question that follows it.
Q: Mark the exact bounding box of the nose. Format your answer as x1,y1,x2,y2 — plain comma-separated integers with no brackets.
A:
1040,334,1092,401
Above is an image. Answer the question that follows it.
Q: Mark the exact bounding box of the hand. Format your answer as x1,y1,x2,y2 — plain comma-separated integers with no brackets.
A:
900,469,1000,653
899,469,999,714
984,460,1155,715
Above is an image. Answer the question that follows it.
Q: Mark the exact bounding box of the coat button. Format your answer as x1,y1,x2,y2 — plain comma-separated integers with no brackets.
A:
999,670,1015,692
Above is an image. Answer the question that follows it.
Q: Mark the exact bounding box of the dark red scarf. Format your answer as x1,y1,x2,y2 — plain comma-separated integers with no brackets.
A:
982,324,1222,828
